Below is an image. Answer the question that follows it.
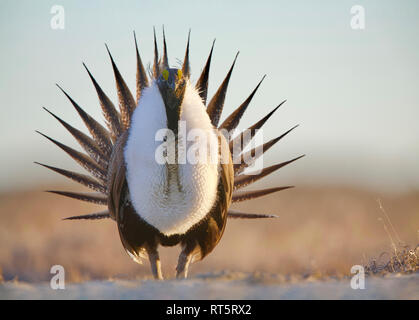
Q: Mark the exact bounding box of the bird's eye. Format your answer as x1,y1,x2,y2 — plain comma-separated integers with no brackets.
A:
162,69,169,81
177,69,183,79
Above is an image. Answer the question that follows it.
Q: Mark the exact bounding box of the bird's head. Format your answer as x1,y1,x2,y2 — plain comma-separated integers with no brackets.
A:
156,68,187,134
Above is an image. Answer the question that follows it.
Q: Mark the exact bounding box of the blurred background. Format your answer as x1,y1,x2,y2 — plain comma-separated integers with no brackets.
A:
0,0,418,282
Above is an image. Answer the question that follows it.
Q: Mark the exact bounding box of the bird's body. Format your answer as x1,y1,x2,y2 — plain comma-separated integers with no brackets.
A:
37,29,302,279
110,79,233,278
125,81,221,236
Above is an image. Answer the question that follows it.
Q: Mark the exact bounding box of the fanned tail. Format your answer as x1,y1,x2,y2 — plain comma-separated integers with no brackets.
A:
37,29,301,223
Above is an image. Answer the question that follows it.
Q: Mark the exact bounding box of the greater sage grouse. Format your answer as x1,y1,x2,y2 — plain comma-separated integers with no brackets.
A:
36,29,303,279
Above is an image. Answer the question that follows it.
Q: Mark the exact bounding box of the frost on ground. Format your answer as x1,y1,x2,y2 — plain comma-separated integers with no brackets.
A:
1,272,418,300
1,186,418,299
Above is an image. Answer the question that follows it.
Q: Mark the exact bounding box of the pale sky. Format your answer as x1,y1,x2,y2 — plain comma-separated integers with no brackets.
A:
0,0,418,192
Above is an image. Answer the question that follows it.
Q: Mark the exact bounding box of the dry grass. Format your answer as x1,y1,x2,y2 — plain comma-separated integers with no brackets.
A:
362,199,419,275
0,184,418,282
363,200,419,275
364,244,419,275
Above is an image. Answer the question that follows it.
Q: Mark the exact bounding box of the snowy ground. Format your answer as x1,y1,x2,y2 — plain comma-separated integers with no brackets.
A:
1,272,418,300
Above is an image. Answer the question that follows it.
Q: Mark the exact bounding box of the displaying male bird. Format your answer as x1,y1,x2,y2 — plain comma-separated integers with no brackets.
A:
36,29,303,279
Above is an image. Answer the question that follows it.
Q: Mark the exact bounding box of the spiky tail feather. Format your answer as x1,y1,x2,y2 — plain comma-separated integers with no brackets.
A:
63,211,111,220
227,210,278,219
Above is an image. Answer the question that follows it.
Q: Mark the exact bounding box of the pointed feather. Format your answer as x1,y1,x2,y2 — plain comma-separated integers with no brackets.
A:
35,162,106,193
195,39,215,105
153,27,160,79
234,155,305,189
229,101,286,155
105,44,136,130
83,63,122,140
232,186,294,203
47,190,107,205
161,26,169,70
63,211,111,220
133,31,149,103
56,84,112,157
43,107,108,167
234,125,299,175
36,131,107,182
219,75,266,132
181,30,191,78
227,210,278,219
206,52,239,127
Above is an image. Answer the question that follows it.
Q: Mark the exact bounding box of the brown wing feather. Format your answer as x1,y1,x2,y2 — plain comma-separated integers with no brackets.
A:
184,132,234,261
107,131,129,220
107,130,166,263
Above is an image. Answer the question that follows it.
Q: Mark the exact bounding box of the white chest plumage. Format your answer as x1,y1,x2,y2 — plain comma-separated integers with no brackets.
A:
124,81,219,236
